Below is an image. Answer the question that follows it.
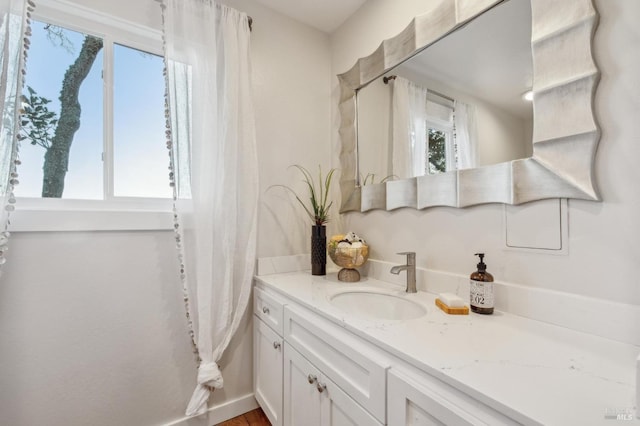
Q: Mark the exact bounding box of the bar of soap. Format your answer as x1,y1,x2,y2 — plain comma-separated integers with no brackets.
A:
438,292,465,308
435,299,469,315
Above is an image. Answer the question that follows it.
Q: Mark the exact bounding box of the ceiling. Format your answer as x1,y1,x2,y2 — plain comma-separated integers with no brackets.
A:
251,0,368,33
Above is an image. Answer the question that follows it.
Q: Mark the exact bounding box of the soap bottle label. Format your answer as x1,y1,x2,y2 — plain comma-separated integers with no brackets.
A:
470,279,494,308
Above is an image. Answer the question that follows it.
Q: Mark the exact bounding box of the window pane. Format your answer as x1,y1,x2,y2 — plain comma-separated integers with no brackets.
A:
17,21,103,199
428,128,447,174
113,44,171,198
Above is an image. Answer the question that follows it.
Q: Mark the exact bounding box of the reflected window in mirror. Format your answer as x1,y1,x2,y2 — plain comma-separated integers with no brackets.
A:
427,127,450,174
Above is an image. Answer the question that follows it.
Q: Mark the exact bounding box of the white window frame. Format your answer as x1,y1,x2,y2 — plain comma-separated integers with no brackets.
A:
12,0,173,231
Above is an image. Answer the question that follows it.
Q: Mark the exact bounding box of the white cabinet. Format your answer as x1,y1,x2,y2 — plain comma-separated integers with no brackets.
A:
254,316,283,426
388,367,518,426
255,284,519,426
254,288,386,426
284,344,382,426
253,287,287,426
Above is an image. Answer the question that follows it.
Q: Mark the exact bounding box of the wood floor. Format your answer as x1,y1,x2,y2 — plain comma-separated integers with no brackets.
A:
216,408,271,426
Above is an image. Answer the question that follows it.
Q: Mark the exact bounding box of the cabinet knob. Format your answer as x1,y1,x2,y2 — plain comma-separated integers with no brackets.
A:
273,341,281,350
262,306,270,314
316,382,326,393
307,374,317,384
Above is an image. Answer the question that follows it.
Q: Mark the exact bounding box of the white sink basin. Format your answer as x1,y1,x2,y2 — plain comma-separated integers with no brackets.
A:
329,289,427,320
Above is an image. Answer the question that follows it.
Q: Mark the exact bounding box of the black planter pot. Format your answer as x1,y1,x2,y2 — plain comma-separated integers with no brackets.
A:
311,225,326,276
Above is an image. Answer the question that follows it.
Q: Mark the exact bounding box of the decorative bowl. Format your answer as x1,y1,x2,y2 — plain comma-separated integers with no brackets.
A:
328,241,369,282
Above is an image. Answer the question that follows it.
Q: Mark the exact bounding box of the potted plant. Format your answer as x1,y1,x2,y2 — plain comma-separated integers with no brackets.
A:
273,165,336,275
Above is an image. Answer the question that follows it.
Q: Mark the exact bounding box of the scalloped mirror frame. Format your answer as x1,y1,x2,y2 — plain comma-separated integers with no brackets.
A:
337,0,600,212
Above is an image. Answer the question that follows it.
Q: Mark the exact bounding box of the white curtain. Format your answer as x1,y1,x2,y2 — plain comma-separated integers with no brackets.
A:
0,0,30,267
161,0,258,417
453,100,478,170
392,77,428,178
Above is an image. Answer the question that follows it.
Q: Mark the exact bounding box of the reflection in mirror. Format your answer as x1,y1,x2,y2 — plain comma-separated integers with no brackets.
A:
357,0,533,182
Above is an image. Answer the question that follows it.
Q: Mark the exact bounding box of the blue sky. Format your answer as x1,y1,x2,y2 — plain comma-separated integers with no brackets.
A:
16,20,171,199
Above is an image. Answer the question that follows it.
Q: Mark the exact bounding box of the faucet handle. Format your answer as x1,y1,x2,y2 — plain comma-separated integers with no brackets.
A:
396,252,416,264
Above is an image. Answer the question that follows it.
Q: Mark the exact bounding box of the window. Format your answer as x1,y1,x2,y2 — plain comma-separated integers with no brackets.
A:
427,125,452,174
425,97,455,175
16,7,170,203
9,2,172,231
425,97,477,174
19,21,104,199
112,44,170,199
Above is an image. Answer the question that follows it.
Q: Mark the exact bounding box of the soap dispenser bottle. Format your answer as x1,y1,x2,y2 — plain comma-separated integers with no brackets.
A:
470,253,494,314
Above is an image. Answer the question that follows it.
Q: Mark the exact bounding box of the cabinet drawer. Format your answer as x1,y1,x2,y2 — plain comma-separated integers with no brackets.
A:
255,287,286,335
388,367,519,426
284,305,389,423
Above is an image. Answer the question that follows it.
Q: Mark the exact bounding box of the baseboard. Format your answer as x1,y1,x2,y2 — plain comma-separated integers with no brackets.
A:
163,393,259,426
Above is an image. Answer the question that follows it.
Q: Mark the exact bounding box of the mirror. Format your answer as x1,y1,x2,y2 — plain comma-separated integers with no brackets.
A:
357,0,533,182
338,0,600,211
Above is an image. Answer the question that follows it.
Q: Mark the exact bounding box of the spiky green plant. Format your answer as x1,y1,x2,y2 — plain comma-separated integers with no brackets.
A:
272,165,336,226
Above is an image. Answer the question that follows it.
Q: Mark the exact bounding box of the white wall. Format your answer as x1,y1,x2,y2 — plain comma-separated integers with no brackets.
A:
225,0,334,258
0,0,332,425
0,231,198,425
475,103,529,166
330,0,640,306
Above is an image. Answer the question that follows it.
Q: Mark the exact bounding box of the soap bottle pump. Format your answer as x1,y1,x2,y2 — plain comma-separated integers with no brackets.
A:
470,253,494,315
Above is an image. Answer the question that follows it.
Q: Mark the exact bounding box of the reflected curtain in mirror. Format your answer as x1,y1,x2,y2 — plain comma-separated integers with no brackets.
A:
391,77,428,178
389,76,477,179
0,0,32,268
161,0,258,417
453,100,477,170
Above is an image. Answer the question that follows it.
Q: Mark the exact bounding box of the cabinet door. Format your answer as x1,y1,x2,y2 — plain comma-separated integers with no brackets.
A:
320,374,382,426
254,316,283,426
388,369,475,426
388,369,517,426
284,344,382,426
284,344,322,426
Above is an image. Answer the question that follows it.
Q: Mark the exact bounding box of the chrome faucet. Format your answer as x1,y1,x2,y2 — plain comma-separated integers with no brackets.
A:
390,252,416,293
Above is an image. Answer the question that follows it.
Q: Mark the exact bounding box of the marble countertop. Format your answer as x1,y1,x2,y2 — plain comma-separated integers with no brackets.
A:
255,271,640,426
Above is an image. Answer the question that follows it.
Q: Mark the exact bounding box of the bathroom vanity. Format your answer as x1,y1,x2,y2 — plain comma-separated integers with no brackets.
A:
253,271,639,425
